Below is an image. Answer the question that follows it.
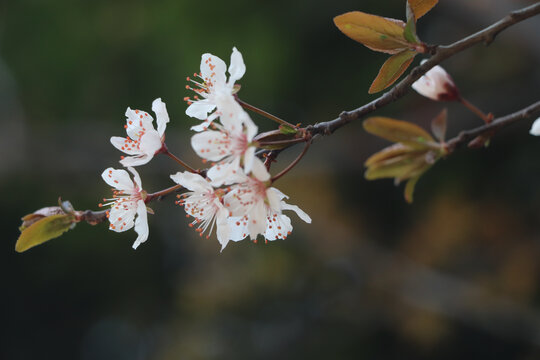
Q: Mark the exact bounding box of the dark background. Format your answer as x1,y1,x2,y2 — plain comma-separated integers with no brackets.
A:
2,0,540,359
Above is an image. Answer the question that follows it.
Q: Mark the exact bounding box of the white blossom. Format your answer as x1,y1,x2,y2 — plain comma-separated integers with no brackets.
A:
184,47,246,131
191,105,259,186
110,98,170,167
100,167,149,249
224,158,311,245
170,171,231,250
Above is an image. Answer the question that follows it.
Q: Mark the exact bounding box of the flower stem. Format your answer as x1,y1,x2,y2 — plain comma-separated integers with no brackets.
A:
271,139,311,183
235,96,297,128
162,148,197,173
459,96,493,124
145,184,183,203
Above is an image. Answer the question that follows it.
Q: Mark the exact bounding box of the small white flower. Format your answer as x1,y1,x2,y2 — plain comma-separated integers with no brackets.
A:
224,158,311,244
110,98,170,167
170,171,231,251
412,61,459,101
530,118,540,136
191,106,259,186
100,167,149,249
184,47,246,131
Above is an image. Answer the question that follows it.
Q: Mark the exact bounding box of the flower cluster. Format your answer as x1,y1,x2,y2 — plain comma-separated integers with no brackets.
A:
100,48,310,250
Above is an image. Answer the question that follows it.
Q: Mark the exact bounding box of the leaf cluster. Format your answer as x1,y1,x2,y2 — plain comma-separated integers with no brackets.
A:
363,109,447,203
334,0,438,93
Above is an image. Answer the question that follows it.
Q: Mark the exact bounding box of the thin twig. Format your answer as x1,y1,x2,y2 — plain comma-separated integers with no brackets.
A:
271,140,312,183
235,96,297,128
309,3,540,137
164,150,197,173
446,100,540,151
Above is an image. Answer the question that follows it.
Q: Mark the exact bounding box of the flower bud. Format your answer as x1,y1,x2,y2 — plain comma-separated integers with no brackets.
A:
412,62,460,101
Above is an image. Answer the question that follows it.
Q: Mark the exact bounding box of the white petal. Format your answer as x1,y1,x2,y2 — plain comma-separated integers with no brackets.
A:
250,157,271,181
110,136,142,156
152,98,169,137
125,108,154,140
186,99,216,120
191,130,230,161
412,64,455,101
120,154,151,167
207,158,244,187
191,119,213,132
132,200,149,249
200,53,227,88
530,118,540,136
170,171,212,193
228,47,246,84
266,187,283,212
265,213,292,240
247,201,266,240
223,182,251,217
216,206,231,251
139,129,162,157
228,216,249,242
243,112,258,141
127,167,143,190
243,146,256,174
108,204,136,233
101,167,135,192
282,202,312,223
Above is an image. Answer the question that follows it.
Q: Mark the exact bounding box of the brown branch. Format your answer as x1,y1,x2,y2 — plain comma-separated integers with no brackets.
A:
53,4,540,229
309,2,540,137
77,185,184,226
446,100,540,151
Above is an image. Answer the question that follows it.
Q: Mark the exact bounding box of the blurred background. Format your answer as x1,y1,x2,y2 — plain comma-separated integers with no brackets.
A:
1,0,540,359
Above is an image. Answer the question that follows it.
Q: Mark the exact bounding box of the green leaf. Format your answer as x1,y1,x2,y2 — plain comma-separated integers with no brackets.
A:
407,0,439,20
334,11,408,54
403,17,419,44
16,214,75,253
363,116,436,149
430,108,447,143
279,124,298,135
368,50,417,94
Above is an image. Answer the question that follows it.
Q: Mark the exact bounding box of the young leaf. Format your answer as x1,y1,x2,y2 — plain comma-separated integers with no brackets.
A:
365,143,413,166
363,116,436,149
404,174,421,203
16,214,75,253
431,108,447,142
407,0,439,20
403,17,420,44
279,124,298,135
365,153,427,180
334,12,408,54
369,50,417,94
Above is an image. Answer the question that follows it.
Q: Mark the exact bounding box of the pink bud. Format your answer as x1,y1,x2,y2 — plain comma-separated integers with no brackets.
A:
412,62,460,101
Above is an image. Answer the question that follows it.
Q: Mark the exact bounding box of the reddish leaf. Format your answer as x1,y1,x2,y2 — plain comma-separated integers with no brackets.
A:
369,50,417,94
407,0,439,20
334,11,408,54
